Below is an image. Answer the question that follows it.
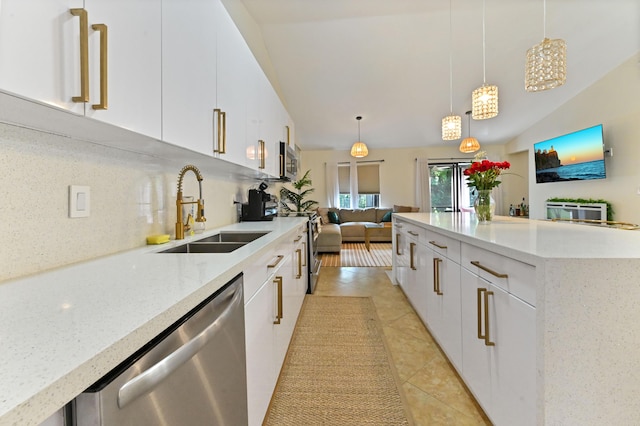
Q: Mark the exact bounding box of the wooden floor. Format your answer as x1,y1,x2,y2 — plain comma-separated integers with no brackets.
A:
313,266,491,425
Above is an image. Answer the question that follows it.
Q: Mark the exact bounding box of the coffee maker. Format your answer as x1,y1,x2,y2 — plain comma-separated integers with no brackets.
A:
241,182,278,221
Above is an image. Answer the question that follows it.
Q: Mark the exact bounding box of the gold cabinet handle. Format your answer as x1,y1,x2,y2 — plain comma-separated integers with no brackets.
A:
273,276,283,324
258,140,265,169
434,258,443,295
294,235,302,242
470,260,508,278
296,249,302,279
91,23,108,110
429,240,447,249
285,125,290,145
408,230,419,236
279,153,284,176
484,290,495,346
302,242,307,266
395,233,401,255
409,242,416,270
70,8,89,103
267,255,284,268
477,288,486,341
213,109,226,154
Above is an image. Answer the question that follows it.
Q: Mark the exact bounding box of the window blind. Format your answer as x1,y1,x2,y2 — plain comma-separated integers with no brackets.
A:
338,166,350,194
357,164,380,194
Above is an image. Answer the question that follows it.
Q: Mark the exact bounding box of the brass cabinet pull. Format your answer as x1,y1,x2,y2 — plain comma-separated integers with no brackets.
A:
408,230,419,237
395,233,401,255
91,23,108,110
477,288,486,340
434,258,443,295
302,242,307,266
70,8,89,103
484,290,495,346
294,235,302,242
470,260,508,278
213,109,226,154
273,276,283,324
296,249,302,278
409,242,416,270
267,255,284,268
279,154,284,176
286,125,290,145
258,140,265,169
429,240,447,249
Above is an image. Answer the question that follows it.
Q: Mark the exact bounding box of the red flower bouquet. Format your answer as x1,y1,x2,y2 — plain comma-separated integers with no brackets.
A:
464,159,511,191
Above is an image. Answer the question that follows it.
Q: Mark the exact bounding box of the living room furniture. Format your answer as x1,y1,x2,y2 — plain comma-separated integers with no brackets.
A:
316,207,393,252
364,223,392,251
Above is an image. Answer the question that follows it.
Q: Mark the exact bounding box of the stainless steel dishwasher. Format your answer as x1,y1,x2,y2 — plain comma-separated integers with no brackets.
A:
73,274,248,426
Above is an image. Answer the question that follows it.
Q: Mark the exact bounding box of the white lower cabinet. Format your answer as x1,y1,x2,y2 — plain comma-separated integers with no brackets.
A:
461,268,536,425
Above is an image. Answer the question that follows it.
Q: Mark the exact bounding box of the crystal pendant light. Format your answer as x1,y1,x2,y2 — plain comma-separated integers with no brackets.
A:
350,116,368,158
525,0,566,92
459,111,480,153
442,0,461,141
472,0,498,120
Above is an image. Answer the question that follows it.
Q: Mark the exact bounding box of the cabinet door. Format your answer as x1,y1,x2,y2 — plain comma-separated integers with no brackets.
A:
86,0,161,138
489,285,536,426
244,278,277,426
274,254,296,370
0,0,84,114
161,0,217,155
460,268,493,414
394,228,410,288
404,239,430,324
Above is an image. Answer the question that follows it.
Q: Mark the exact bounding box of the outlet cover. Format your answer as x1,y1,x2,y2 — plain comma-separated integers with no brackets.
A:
69,185,90,218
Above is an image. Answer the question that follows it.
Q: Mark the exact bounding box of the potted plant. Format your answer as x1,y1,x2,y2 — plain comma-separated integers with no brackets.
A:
279,170,318,214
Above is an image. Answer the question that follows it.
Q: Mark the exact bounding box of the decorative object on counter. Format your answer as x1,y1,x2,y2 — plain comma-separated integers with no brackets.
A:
279,170,318,214
464,152,510,222
350,116,369,158
175,165,206,239
459,110,480,153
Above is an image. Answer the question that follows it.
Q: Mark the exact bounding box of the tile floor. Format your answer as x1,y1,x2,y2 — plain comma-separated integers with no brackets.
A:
313,266,491,425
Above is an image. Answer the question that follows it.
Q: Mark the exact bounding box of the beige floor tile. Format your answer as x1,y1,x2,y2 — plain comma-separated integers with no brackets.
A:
403,382,488,426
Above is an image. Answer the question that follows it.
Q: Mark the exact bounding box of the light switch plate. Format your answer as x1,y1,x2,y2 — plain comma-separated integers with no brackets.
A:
69,185,90,218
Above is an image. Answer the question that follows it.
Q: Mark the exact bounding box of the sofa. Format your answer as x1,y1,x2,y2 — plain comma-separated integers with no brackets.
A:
316,206,417,252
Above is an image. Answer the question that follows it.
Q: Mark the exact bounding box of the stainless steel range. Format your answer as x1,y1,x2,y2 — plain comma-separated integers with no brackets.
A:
280,212,321,293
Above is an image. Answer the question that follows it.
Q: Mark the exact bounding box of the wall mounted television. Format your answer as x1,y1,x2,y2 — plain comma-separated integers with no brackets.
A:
534,124,606,183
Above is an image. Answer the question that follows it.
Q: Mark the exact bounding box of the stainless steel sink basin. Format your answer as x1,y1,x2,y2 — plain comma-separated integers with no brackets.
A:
159,242,246,254
195,231,270,243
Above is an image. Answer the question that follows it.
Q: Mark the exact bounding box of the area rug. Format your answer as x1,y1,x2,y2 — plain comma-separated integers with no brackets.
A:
264,296,413,425
320,242,392,267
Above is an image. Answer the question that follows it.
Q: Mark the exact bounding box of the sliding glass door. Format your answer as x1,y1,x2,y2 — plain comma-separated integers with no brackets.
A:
429,162,474,212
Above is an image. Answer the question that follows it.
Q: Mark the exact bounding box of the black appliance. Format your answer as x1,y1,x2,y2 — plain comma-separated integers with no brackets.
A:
241,187,278,221
279,142,298,181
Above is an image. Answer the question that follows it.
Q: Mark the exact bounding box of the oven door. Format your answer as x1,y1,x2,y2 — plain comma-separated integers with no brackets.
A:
280,142,298,181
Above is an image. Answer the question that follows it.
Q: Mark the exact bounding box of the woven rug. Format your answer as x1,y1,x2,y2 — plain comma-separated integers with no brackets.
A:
320,242,392,267
264,296,413,425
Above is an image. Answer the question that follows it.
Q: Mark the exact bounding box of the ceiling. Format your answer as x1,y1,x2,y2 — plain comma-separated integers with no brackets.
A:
238,0,639,152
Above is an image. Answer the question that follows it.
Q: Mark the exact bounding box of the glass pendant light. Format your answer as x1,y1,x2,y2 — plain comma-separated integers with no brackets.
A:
472,0,498,120
460,111,480,153
525,0,567,92
442,0,461,141
350,116,368,158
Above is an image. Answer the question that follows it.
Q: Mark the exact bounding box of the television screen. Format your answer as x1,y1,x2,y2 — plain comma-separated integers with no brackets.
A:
534,124,606,183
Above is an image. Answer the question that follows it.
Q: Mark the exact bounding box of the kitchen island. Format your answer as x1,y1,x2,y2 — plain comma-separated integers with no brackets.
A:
0,217,308,425
392,213,640,425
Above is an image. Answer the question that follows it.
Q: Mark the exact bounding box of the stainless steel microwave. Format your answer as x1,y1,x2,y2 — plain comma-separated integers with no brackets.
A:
279,142,298,181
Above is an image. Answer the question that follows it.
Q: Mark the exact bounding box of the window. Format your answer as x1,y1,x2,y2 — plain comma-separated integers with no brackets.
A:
338,163,381,208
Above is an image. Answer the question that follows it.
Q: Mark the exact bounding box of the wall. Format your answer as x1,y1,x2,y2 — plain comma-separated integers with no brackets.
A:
299,144,512,210
0,123,251,283
506,53,640,223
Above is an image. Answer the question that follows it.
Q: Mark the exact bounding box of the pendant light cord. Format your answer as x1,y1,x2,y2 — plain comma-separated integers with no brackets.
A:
482,0,486,84
543,0,547,39
448,0,454,113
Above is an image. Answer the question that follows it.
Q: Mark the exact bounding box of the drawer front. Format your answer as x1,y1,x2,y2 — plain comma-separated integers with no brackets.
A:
425,229,461,264
243,249,287,302
461,243,535,306
395,219,427,242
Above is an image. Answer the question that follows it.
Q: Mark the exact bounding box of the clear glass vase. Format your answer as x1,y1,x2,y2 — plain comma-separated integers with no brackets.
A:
474,189,495,223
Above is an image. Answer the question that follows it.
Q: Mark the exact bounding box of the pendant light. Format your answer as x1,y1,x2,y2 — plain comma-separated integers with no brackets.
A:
350,116,368,158
442,0,461,141
472,0,499,120
525,0,566,92
459,111,480,153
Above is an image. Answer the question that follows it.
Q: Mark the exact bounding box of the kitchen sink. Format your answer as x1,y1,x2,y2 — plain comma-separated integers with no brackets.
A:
195,231,270,243
159,242,246,254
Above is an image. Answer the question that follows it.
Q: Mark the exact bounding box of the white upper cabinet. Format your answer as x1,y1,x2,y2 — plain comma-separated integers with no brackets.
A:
0,0,85,114
84,0,162,139
0,0,162,139
161,0,217,155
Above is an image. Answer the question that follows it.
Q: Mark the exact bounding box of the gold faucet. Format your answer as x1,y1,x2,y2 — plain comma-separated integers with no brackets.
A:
176,165,206,240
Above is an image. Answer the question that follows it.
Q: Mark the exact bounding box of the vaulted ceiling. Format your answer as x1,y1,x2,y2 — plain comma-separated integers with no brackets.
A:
239,0,639,152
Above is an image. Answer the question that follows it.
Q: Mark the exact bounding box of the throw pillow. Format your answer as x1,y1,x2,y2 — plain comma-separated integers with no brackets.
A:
381,211,392,222
328,211,340,224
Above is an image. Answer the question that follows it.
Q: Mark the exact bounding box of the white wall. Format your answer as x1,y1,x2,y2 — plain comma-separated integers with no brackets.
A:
0,123,250,282
506,53,640,223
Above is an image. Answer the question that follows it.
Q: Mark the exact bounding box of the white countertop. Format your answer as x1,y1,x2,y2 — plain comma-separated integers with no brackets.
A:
394,213,640,264
0,217,307,425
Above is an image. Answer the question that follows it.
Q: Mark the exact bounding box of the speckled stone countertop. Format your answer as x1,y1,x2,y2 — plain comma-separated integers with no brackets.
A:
0,217,307,426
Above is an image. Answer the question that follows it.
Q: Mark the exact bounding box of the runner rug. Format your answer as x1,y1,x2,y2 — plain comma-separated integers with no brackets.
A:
319,242,392,267
264,296,413,425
